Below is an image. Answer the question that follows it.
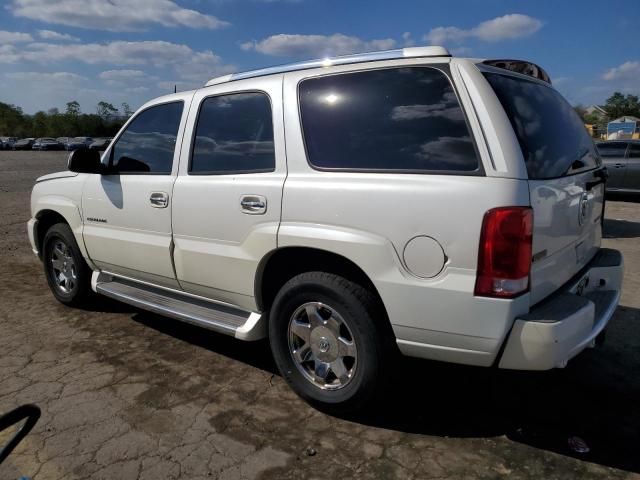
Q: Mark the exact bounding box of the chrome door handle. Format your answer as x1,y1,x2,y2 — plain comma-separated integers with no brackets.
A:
614,163,625,168
150,192,169,208
240,195,267,214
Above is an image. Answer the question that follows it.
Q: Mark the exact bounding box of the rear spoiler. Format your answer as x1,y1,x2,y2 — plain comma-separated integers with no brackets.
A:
482,59,552,85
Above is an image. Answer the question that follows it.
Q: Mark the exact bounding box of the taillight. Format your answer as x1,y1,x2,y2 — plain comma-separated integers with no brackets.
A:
474,207,533,298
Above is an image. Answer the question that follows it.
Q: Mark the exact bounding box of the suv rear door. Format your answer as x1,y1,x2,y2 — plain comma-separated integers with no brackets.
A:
483,70,604,305
171,75,286,311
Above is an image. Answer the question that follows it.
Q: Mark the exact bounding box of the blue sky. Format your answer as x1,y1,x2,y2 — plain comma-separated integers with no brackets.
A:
0,0,638,114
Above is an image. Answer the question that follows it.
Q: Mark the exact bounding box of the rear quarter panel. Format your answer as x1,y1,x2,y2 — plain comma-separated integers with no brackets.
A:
281,60,532,364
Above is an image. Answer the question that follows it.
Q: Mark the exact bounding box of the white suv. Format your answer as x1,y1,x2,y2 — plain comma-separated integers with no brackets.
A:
28,46,623,412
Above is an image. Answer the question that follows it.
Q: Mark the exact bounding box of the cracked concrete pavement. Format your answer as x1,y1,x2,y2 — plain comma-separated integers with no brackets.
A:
1,151,639,479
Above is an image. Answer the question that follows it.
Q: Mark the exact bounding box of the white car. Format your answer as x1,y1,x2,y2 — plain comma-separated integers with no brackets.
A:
28,47,623,412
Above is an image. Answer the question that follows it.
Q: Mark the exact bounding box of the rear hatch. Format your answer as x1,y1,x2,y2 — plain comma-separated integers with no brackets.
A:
484,71,604,305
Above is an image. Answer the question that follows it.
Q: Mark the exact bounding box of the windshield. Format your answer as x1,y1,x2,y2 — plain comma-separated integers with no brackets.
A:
484,72,600,179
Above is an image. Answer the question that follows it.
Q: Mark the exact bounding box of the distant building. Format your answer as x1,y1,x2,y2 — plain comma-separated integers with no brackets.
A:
607,116,640,140
585,105,607,118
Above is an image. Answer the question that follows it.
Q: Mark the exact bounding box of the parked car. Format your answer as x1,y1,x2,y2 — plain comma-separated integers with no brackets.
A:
28,46,623,412
56,137,71,150
13,138,35,150
88,138,112,151
66,137,94,151
33,138,64,151
596,140,640,193
0,137,17,150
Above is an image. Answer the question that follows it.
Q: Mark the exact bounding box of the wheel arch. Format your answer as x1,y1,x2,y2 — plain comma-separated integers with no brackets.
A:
255,246,391,330
34,209,70,259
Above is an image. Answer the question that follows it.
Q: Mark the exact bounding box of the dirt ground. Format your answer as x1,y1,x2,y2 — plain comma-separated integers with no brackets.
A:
1,150,639,480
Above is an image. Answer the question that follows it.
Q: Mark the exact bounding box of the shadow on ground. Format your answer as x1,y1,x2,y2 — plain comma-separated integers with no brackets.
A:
95,300,640,475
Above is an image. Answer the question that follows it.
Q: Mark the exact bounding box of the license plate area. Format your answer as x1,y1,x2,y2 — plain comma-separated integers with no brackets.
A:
570,274,590,297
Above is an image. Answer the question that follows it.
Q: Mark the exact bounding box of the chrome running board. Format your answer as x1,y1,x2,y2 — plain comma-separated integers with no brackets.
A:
93,273,265,341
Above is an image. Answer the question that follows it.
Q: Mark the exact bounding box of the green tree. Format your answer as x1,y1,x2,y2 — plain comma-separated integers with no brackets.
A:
0,102,30,136
121,102,133,117
32,111,48,137
65,101,80,116
604,92,640,119
96,101,118,119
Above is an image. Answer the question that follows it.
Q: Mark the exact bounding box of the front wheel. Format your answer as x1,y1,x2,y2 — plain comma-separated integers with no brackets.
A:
42,223,91,306
269,272,391,413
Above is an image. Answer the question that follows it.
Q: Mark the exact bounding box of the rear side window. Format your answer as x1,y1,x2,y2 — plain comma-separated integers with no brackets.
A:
597,142,628,158
484,72,600,179
190,92,275,174
299,67,479,172
111,101,183,174
629,144,640,158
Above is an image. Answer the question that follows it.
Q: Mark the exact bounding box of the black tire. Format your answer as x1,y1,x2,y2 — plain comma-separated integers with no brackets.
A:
42,223,91,306
269,272,391,413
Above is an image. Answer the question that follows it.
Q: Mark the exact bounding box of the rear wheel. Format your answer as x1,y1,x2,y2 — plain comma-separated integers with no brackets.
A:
269,272,390,413
43,223,91,306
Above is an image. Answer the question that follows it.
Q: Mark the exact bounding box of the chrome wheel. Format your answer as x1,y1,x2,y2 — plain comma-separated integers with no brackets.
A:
288,302,358,390
49,239,77,294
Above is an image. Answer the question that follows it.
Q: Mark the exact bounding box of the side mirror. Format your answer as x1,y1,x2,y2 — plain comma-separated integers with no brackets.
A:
67,148,103,174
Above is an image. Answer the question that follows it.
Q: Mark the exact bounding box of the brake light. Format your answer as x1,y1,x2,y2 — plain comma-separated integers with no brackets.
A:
474,207,533,298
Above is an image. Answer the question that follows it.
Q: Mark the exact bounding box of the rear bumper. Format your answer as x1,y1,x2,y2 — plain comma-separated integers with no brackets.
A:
498,248,623,370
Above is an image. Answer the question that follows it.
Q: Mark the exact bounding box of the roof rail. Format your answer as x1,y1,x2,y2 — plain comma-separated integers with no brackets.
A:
206,45,451,86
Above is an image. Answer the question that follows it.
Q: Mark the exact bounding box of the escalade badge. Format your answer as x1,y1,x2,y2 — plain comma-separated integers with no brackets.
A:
578,192,589,226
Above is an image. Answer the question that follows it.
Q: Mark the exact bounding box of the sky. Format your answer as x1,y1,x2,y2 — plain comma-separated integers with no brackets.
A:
0,0,638,114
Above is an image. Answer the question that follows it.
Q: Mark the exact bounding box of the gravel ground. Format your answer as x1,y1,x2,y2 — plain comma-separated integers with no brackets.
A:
1,150,639,480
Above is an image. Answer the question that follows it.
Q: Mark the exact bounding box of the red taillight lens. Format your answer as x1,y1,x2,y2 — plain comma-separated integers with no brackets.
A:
474,207,533,298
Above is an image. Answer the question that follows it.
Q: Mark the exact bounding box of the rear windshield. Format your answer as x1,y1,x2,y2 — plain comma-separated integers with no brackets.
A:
484,72,600,179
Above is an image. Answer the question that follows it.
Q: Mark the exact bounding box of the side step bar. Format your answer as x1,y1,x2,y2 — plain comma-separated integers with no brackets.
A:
93,273,265,341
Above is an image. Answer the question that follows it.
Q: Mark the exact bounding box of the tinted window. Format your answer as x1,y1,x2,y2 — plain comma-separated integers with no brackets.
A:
190,93,275,174
299,67,479,172
111,102,183,174
484,72,600,179
597,142,629,158
629,144,640,158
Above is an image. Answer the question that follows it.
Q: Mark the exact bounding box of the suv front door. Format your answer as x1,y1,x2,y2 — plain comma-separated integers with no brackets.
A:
623,143,640,191
82,98,191,288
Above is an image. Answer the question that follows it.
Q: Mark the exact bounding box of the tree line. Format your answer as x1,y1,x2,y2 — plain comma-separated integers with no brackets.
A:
0,100,133,139
575,92,640,135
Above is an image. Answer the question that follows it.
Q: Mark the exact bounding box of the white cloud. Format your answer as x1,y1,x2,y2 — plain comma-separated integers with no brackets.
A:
12,41,232,78
0,30,33,43
241,33,396,57
99,69,148,83
0,45,22,63
37,30,79,42
1,40,236,94
425,14,543,44
603,61,640,81
402,32,415,47
8,0,229,32
5,71,86,82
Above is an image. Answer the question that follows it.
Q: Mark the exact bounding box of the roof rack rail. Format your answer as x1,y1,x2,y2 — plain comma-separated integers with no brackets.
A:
206,45,451,86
